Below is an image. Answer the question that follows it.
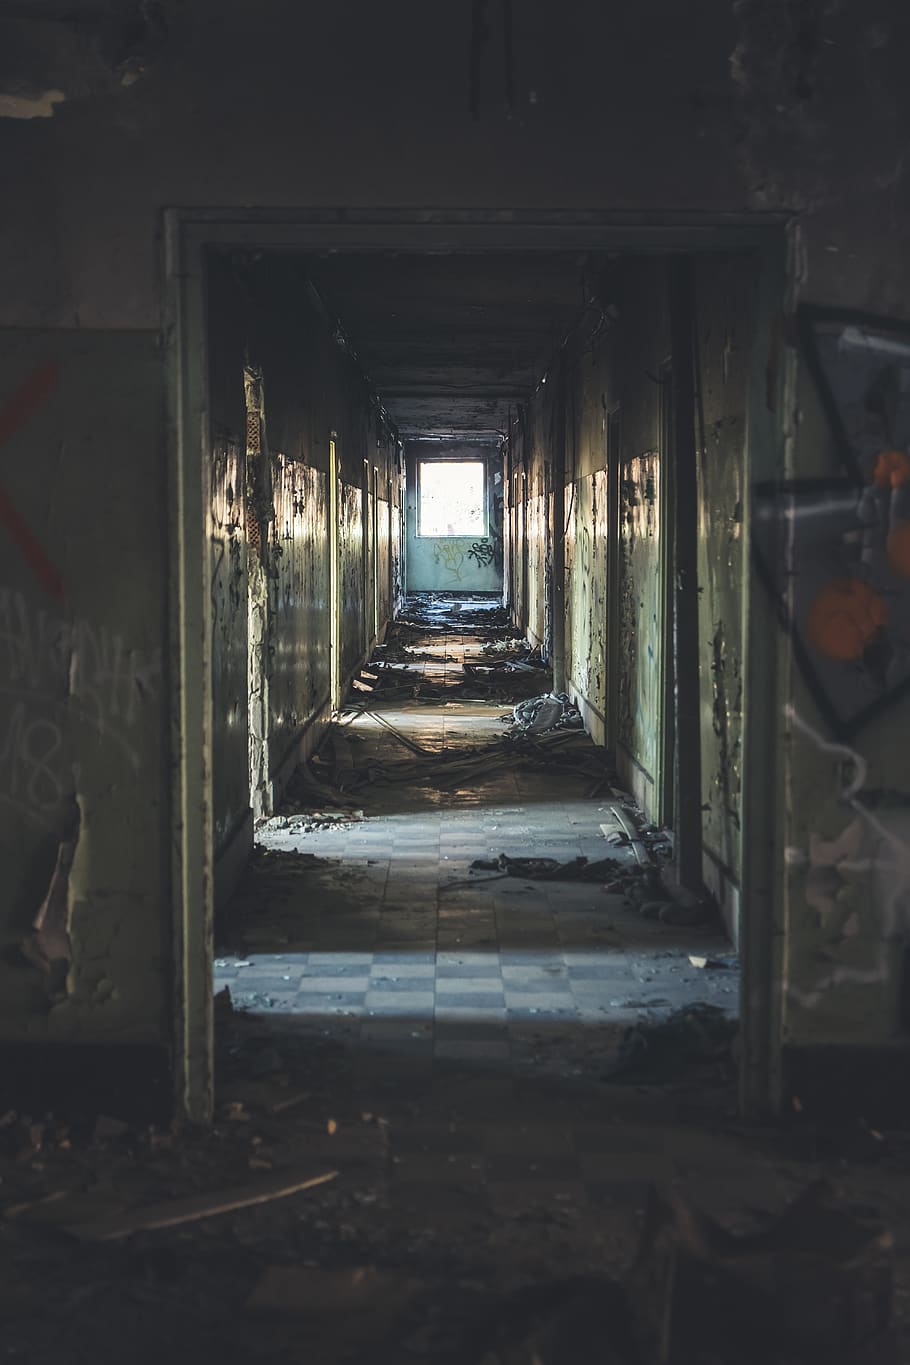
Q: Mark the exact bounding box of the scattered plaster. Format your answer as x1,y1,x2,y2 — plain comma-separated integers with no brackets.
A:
0,89,66,120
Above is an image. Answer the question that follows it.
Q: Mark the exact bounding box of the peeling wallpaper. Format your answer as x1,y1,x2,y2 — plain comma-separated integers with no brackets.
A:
510,255,749,931
269,460,329,769
618,451,663,795
565,470,609,743
339,481,365,683
694,257,754,892
210,438,248,850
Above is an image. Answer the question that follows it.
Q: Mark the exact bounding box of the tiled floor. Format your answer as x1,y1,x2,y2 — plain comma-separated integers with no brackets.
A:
200,617,910,1360
216,606,738,1081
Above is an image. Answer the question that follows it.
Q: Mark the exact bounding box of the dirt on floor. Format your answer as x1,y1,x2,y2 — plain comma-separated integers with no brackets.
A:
1,597,907,1363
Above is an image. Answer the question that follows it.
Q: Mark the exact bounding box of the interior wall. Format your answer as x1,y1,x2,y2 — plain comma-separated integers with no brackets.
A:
207,254,402,889
692,255,756,944
614,264,672,814
511,254,754,943
405,441,503,594
0,333,168,1048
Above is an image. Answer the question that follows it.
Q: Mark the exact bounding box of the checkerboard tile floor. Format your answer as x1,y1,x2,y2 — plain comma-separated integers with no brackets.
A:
216,613,738,1082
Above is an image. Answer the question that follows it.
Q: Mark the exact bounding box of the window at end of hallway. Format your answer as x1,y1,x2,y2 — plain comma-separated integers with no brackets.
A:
418,460,485,537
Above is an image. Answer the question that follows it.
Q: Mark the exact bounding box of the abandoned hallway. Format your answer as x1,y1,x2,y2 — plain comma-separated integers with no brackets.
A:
217,598,738,1078
3,2,910,1355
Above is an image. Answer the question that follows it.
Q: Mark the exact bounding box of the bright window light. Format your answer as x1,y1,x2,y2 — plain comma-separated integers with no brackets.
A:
418,461,485,537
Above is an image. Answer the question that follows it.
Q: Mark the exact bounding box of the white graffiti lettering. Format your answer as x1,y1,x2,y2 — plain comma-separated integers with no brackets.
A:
0,587,158,816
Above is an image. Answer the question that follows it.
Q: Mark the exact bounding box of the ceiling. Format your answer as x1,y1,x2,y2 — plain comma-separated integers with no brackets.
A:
305,252,595,438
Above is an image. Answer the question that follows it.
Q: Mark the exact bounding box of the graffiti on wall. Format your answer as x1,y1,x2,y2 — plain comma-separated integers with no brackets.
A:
467,539,495,568
491,467,505,571
785,704,910,1013
432,539,466,582
0,587,159,828
754,306,910,737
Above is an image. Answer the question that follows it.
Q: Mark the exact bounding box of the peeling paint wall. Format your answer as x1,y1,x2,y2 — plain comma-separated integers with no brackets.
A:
210,436,248,849
618,451,663,807
511,256,753,938
207,254,402,888
269,459,329,773
693,256,755,940
339,481,365,679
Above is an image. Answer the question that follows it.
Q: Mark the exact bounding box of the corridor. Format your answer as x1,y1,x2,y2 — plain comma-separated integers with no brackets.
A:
216,596,739,1086
4,5,910,1360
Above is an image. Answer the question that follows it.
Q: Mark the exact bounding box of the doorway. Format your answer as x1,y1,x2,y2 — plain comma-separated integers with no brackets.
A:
168,210,789,1124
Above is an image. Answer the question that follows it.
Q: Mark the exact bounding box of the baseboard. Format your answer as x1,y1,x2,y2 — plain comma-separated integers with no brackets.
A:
567,680,607,749
213,806,254,912
0,1039,173,1123
701,846,741,949
270,694,333,801
616,742,655,822
781,1042,910,1125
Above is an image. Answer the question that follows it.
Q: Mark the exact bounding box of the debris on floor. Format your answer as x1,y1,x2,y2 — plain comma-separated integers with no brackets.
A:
245,1263,417,1315
510,692,584,735
18,593,874,1365
629,1181,897,1364
470,854,623,882
68,1164,338,1242
262,811,364,834
603,1003,738,1084
689,952,738,970
473,1275,638,1365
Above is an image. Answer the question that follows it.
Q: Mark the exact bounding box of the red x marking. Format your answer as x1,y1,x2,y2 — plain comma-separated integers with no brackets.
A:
0,361,65,602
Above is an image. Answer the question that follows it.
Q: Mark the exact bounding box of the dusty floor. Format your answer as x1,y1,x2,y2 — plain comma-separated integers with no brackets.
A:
217,699,738,1079
1,601,908,1363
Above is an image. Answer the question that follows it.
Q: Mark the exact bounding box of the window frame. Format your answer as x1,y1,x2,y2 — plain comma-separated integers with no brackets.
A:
416,457,488,539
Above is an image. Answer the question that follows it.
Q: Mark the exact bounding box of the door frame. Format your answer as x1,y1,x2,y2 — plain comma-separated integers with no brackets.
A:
164,207,791,1122
657,359,677,832
328,436,341,712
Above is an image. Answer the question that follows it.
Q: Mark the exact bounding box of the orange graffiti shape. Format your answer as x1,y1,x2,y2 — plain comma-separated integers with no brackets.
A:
807,578,888,661
887,521,910,577
871,448,910,490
